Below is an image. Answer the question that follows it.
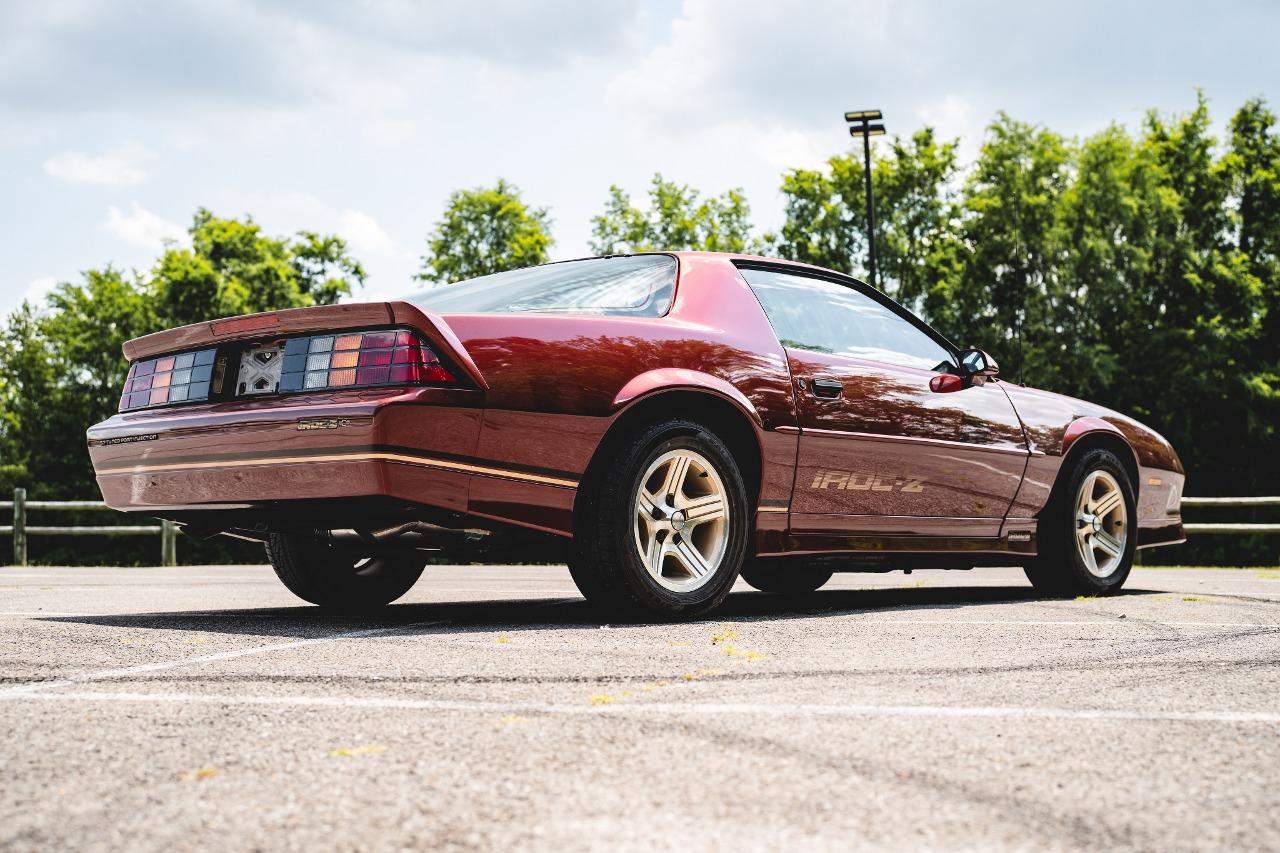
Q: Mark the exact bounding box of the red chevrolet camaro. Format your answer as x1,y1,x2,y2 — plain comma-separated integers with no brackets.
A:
87,253,1185,618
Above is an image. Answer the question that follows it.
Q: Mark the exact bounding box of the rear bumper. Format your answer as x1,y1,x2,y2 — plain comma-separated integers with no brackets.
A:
88,386,582,536
89,386,518,528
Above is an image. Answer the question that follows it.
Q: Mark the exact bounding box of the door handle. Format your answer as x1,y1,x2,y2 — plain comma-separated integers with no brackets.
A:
811,378,843,399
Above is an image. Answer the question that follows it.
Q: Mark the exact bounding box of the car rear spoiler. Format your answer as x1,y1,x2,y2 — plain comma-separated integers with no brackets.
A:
121,301,489,390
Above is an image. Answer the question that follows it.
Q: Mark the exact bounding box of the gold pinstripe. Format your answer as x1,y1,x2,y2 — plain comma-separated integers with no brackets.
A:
97,451,579,489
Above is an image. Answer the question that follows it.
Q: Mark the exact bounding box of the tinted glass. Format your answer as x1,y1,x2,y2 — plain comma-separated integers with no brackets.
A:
406,255,676,317
742,268,953,371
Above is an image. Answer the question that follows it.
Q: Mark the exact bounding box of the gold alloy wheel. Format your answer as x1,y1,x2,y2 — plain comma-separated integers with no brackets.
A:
1075,470,1128,578
632,449,730,592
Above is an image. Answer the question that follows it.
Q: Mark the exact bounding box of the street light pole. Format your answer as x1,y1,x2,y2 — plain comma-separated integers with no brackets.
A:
861,128,877,292
844,110,886,291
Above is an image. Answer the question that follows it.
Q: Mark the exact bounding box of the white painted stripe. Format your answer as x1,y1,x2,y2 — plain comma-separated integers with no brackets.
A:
0,614,1270,628
847,619,1278,628
0,612,102,618
6,691,1279,724
0,622,443,697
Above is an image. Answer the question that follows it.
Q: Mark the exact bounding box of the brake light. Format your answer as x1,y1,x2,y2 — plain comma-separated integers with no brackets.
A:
279,329,454,392
119,348,217,411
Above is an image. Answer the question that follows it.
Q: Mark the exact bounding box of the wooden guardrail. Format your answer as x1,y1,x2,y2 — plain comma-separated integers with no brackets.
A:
1,488,177,567
1178,496,1280,535
0,489,1276,567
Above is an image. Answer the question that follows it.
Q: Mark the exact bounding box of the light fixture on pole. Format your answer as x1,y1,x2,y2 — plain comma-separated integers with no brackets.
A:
844,109,886,290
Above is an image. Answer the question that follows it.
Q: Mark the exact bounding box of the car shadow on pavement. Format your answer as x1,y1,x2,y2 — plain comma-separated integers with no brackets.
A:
39,584,1161,639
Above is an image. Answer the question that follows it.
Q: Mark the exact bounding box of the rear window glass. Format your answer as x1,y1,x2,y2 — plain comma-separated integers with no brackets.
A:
406,255,676,317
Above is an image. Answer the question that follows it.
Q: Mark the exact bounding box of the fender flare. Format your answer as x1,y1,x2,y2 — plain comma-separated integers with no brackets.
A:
611,368,764,429
1060,416,1141,483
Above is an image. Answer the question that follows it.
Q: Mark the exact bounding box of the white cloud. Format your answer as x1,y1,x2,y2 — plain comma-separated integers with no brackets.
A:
43,144,153,185
22,276,58,304
338,209,398,256
0,1,644,115
103,203,189,250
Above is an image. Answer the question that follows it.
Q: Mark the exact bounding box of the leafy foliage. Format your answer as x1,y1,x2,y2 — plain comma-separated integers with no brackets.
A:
417,180,552,282
590,173,753,255
0,212,364,562
151,209,363,327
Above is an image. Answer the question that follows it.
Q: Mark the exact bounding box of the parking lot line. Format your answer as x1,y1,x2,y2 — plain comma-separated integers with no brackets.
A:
844,619,1277,627
6,690,1279,724
0,621,444,697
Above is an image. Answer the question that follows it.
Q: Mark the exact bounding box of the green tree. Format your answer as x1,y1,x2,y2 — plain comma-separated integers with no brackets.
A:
589,173,753,255
929,115,1071,385
766,129,960,307
0,268,156,498
417,179,552,283
1124,96,1268,499
151,209,364,327
0,213,364,506
1224,98,1280,400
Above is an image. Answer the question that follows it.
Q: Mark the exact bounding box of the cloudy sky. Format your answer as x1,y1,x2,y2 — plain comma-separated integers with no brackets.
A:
2,0,1277,314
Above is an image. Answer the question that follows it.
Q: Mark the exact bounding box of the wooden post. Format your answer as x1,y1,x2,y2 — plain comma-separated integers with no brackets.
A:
13,488,26,567
161,520,177,567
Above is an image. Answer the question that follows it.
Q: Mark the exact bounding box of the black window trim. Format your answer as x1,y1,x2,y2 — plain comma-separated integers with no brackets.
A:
732,259,961,370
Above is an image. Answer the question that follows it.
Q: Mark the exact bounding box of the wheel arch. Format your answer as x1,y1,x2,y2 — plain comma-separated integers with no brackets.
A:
1047,419,1141,515
576,382,765,520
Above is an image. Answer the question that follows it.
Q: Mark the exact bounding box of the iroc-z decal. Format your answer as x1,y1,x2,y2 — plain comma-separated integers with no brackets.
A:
296,418,353,431
810,470,926,492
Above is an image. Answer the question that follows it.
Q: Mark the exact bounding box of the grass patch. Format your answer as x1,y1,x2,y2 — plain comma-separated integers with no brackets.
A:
722,645,768,662
329,745,386,758
179,766,218,781
1141,565,1280,571
710,625,739,644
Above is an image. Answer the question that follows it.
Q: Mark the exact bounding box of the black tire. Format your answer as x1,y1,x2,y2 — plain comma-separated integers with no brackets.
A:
568,419,750,620
265,532,427,608
740,559,833,594
1024,447,1137,597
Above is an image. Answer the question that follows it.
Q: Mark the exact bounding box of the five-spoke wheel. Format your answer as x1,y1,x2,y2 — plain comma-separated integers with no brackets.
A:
569,419,749,619
1025,447,1136,596
633,449,729,592
1074,470,1127,578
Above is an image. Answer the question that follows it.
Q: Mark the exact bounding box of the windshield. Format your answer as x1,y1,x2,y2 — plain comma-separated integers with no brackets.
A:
406,255,677,317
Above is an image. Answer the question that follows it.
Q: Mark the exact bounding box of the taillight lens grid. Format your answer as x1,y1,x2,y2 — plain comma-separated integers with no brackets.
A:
279,329,454,392
117,328,452,413
119,348,216,411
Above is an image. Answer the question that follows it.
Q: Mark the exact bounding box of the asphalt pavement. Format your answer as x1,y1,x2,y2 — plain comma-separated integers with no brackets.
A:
1,563,1278,851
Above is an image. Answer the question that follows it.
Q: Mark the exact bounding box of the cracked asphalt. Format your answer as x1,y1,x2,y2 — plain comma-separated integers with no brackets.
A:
1,563,1278,851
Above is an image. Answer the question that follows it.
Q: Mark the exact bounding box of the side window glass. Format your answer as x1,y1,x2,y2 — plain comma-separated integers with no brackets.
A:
742,268,953,371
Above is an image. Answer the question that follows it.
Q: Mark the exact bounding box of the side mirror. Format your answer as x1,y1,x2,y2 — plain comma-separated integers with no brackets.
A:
929,373,964,393
958,349,999,380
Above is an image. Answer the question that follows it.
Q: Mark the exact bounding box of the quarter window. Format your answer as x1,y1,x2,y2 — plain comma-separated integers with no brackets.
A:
741,268,953,371
406,255,675,317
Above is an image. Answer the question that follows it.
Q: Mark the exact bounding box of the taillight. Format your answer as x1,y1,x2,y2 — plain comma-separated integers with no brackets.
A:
279,329,454,392
119,348,217,411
